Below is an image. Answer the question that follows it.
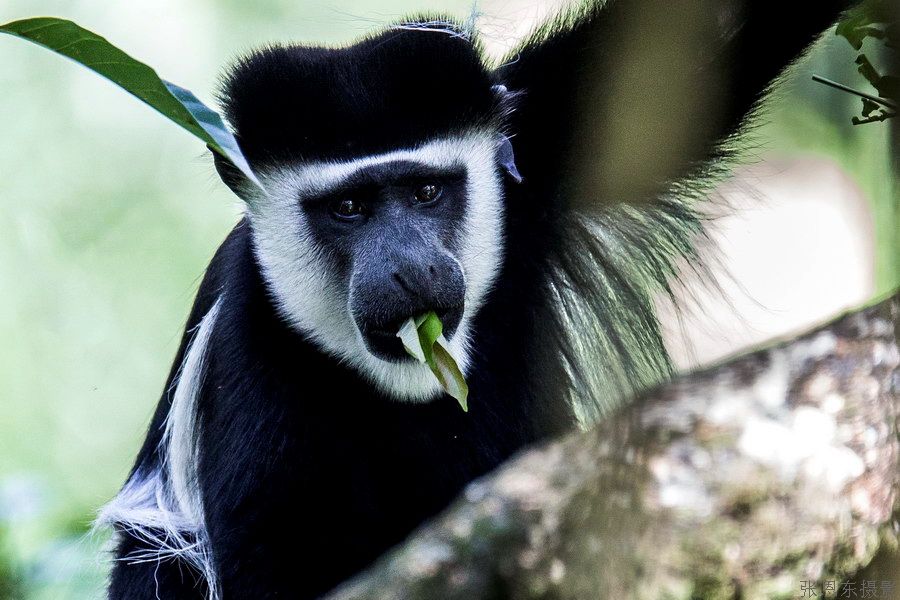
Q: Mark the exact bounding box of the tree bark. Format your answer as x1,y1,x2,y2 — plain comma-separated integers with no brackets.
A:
325,296,899,600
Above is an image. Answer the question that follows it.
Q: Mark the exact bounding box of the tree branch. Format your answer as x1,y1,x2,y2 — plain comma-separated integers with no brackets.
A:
325,295,899,600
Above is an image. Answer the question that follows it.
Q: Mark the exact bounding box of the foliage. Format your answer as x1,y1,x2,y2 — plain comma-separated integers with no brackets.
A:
0,17,261,187
829,0,897,124
0,527,23,600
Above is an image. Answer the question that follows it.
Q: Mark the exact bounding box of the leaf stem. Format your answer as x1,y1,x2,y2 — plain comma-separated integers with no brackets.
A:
811,74,897,110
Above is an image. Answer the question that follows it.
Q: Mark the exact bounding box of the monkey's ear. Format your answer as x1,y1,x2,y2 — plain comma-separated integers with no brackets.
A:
210,145,249,197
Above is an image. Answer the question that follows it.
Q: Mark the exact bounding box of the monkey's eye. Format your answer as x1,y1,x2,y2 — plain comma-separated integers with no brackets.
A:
330,198,364,220
413,184,442,204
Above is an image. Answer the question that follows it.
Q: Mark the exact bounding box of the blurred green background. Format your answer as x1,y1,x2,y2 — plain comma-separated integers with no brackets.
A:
0,0,895,598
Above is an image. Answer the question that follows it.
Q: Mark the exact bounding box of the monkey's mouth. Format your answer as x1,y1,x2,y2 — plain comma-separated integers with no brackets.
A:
359,305,464,362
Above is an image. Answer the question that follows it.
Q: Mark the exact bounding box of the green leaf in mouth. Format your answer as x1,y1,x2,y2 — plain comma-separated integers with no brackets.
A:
397,312,469,412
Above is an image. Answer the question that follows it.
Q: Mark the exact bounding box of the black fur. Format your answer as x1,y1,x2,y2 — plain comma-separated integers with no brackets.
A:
108,3,856,598
219,28,504,166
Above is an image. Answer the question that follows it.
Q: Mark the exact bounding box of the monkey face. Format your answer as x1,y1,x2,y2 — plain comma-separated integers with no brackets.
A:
243,133,505,401
341,193,467,363
213,26,512,400
307,161,469,363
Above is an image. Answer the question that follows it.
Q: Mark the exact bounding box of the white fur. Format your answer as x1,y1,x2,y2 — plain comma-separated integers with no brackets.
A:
98,298,222,599
394,19,475,41
241,132,505,401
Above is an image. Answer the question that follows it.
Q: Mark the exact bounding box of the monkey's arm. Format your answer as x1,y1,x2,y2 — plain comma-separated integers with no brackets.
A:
491,0,859,415
497,0,858,208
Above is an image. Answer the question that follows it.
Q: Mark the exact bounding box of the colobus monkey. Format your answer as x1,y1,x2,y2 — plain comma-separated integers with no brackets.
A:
100,1,856,598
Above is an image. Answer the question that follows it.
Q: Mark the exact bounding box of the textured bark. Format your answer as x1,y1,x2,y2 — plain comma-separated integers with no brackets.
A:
325,296,899,600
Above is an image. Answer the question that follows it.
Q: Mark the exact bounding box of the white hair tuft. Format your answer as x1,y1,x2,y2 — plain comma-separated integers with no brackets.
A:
97,297,223,599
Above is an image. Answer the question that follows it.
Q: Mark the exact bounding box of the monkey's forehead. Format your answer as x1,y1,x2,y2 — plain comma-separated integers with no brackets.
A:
220,25,504,168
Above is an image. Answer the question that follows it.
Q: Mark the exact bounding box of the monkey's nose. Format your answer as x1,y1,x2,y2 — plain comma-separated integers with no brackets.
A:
350,249,466,360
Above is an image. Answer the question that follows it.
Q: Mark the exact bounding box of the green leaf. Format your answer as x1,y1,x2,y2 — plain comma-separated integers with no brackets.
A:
397,318,426,362
861,97,880,117
397,312,469,411
0,17,261,190
415,312,443,367
431,340,469,412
